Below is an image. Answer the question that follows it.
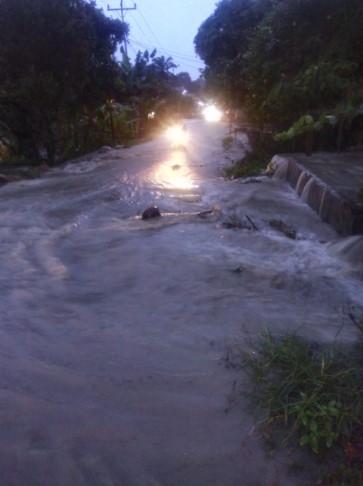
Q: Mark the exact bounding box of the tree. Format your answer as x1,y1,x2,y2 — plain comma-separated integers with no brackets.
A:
194,0,273,106
244,0,363,126
195,0,363,141
0,0,128,161
150,55,177,82
119,49,179,135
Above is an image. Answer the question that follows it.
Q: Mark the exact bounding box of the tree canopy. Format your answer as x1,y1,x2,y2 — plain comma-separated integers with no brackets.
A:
195,0,363,129
0,0,200,162
0,0,128,161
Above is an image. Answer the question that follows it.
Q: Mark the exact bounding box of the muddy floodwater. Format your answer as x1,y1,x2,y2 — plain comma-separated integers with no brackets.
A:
0,120,362,485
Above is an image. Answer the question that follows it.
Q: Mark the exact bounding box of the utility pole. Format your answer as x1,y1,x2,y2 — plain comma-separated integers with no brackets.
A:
107,1,136,55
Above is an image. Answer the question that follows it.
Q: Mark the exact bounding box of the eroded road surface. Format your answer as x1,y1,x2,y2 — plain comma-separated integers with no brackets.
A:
0,120,362,485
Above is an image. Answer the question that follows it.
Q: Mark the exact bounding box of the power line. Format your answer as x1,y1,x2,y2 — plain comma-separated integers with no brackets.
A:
107,1,136,54
128,43,138,58
129,38,204,76
128,13,156,48
128,34,202,62
134,7,165,50
103,1,204,76
130,38,203,65
124,2,202,68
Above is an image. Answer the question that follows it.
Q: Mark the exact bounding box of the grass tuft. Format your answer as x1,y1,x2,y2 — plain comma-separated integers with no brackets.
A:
223,150,267,179
241,331,362,455
222,135,234,150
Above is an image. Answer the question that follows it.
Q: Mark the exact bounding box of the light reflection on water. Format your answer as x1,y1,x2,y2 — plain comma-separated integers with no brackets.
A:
153,150,199,192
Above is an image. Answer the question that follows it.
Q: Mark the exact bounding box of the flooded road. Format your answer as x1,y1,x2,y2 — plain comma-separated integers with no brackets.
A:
0,120,362,485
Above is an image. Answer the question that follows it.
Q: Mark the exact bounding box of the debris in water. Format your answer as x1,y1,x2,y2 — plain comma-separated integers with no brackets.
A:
241,177,263,184
197,209,213,219
245,214,258,231
230,266,244,274
142,206,161,220
223,214,258,231
269,219,297,239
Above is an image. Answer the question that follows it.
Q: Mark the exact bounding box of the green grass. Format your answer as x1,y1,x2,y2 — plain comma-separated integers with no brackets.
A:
226,329,363,482
244,331,362,453
223,150,268,179
222,135,234,150
223,130,288,179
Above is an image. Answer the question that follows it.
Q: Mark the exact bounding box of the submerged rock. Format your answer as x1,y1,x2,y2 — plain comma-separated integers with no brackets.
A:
98,146,113,154
142,206,161,220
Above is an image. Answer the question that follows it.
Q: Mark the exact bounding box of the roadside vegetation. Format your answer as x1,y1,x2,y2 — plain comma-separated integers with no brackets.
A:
2,0,362,171
223,149,268,179
0,0,201,167
201,1,363,481
195,0,363,158
224,316,363,484
223,132,282,179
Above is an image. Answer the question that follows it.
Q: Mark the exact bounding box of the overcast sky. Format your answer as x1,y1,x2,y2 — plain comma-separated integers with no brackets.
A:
96,0,218,79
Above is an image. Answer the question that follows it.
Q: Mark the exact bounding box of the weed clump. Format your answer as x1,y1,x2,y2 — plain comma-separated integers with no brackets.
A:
227,330,363,483
222,135,234,150
223,131,283,179
242,331,362,455
224,151,267,179
269,219,297,239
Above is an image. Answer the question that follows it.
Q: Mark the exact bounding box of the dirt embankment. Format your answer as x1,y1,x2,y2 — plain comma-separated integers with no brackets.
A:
0,163,50,185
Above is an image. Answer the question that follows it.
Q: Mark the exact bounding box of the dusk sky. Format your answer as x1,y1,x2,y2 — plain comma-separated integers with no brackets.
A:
96,0,218,79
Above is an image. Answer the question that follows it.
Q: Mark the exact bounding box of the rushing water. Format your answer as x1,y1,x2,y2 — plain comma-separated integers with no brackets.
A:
0,120,362,485
269,153,363,235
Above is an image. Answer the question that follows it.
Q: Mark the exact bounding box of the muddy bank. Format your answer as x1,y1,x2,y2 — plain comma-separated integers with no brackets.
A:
0,162,50,184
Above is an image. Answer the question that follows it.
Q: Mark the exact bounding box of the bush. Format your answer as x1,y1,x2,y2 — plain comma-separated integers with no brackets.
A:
224,131,283,179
